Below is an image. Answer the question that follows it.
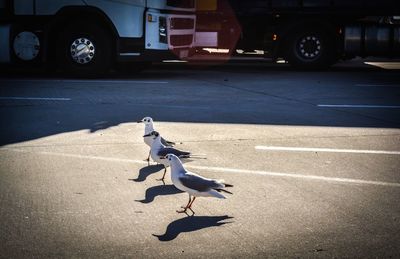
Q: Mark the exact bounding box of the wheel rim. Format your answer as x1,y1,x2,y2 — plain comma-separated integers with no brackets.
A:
297,35,322,60
70,37,95,64
13,31,40,61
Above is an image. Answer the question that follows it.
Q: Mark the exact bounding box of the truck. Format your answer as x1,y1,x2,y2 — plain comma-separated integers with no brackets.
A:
195,0,400,68
0,0,196,75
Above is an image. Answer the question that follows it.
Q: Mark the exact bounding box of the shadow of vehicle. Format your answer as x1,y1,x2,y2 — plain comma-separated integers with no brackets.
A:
1,60,399,147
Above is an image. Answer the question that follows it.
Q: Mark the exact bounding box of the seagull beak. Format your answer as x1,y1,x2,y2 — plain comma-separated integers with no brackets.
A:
143,133,152,137
137,120,143,123
159,155,166,159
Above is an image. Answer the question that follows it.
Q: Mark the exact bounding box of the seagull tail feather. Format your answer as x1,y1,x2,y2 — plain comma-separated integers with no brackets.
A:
188,154,207,159
209,189,226,199
216,179,233,188
215,188,233,195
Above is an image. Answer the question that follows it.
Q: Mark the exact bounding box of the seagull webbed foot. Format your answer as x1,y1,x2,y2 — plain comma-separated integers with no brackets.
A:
176,208,187,213
188,207,195,215
176,207,195,216
176,208,190,216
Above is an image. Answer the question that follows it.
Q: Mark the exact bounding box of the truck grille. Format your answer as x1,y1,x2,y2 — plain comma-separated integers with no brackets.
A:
170,18,195,30
167,0,195,9
170,34,193,46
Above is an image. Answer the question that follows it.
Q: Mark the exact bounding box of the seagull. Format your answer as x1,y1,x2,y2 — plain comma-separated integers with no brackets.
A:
149,131,192,182
164,153,233,215
137,117,175,164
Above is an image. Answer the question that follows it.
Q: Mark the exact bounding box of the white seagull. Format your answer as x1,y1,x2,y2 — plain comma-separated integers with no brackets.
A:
164,153,233,215
149,131,192,182
137,117,175,164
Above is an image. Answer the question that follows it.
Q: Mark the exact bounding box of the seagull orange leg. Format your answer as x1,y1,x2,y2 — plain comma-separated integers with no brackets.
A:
187,197,196,215
146,151,151,166
157,166,167,182
177,195,192,214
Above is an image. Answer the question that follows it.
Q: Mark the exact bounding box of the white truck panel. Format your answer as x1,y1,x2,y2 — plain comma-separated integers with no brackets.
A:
85,0,145,38
32,0,145,38
14,0,34,15
147,0,195,12
35,0,85,14
145,10,168,50
0,25,11,62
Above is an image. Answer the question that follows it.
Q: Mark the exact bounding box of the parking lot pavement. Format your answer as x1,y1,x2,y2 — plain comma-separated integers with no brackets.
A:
1,61,400,257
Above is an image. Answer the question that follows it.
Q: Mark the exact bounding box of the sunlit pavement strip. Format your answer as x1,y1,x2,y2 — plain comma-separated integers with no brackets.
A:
0,97,71,101
364,62,400,70
255,146,400,155
317,104,400,108
4,148,400,188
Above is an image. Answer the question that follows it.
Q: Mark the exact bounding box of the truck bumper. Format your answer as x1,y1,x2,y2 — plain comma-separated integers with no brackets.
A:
117,48,191,62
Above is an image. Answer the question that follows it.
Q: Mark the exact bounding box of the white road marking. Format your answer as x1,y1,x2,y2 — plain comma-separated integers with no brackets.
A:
119,52,141,56
356,84,399,87
132,103,211,110
66,80,169,84
255,146,400,155
317,104,400,108
162,60,188,63
0,97,71,101
0,79,168,84
4,148,400,188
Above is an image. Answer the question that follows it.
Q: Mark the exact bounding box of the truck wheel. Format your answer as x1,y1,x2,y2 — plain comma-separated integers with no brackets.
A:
284,28,336,69
57,22,113,76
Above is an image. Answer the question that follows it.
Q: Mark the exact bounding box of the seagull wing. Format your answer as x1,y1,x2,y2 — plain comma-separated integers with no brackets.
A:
179,172,223,192
161,137,175,147
157,147,190,158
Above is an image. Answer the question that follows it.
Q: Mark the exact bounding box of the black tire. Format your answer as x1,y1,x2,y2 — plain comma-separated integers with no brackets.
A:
57,22,113,76
284,27,337,69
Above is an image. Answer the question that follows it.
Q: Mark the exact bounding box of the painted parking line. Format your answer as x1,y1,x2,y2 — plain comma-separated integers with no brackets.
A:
255,146,400,155
0,97,71,101
0,79,168,84
356,84,399,87
317,104,400,108
66,80,169,84
132,103,211,110
4,148,400,188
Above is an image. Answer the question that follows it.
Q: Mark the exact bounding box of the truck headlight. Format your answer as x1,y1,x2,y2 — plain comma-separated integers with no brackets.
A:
159,17,167,43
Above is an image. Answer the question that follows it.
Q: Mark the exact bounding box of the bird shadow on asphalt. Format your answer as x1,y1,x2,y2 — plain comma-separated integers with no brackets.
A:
135,184,183,203
128,164,164,182
153,215,234,241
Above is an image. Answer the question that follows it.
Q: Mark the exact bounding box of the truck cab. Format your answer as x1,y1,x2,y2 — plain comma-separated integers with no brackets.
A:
0,0,196,75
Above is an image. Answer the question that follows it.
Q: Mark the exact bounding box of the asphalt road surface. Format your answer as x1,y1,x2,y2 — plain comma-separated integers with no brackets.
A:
1,60,400,258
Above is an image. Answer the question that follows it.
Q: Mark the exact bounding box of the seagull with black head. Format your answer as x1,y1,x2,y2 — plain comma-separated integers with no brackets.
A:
148,131,192,182
164,153,233,215
137,117,175,164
